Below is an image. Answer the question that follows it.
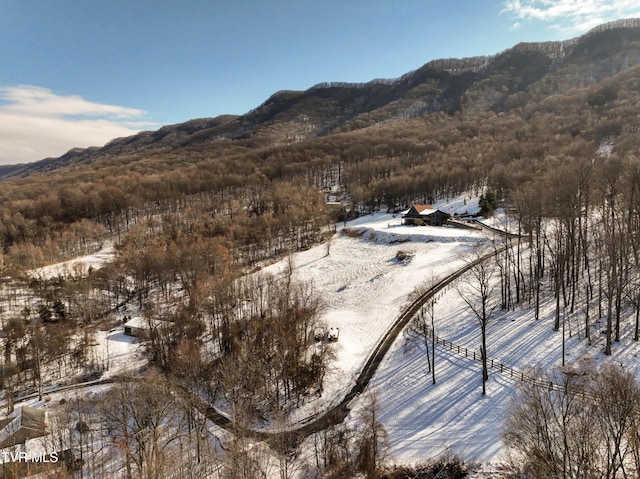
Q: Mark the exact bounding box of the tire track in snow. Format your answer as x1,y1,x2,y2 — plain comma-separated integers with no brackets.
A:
311,239,402,308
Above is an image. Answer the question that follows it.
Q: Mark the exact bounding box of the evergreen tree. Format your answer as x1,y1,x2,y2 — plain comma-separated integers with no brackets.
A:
478,189,498,217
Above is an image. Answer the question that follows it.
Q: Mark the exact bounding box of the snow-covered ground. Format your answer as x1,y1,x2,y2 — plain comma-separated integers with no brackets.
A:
259,211,488,424
344,253,640,471
94,328,146,378
30,241,115,280
1,239,141,398
267,200,640,472
15,194,639,474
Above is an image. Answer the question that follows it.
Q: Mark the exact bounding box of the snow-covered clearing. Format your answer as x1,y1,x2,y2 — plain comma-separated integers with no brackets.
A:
262,202,640,472
345,259,640,469
94,328,146,378
1,239,143,399
30,240,115,280
258,211,487,425
15,193,640,474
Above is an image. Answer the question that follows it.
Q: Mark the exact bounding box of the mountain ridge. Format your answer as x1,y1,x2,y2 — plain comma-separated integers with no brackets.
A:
2,17,640,180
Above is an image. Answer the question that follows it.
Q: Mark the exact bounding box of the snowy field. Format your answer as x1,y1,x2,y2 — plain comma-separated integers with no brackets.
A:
266,201,640,473
259,209,488,425
15,198,504,469
343,253,640,472
17,195,637,474
30,240,115,280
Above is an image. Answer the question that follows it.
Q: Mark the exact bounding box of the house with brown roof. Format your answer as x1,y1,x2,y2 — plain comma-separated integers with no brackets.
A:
402,204,450,226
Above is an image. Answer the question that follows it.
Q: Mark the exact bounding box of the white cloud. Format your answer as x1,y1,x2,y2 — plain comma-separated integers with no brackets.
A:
501,0,640,34
0,85,156,165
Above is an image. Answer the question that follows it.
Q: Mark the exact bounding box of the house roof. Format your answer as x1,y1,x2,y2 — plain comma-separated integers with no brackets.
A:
124,316,150,329
413,204,432,212
411,204,438,216
0,407,48,449
124,316,173,330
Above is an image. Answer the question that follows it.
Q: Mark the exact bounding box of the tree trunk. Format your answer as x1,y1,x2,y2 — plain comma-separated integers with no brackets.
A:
481,322,488,396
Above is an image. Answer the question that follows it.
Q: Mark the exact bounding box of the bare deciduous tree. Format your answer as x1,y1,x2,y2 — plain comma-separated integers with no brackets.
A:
504,361,640,478
99,372,186,479
457,244,499,395
354,392,388,479
406,299,437,385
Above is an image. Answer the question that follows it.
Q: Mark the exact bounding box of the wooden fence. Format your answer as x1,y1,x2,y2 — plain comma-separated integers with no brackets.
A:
426,327,591,397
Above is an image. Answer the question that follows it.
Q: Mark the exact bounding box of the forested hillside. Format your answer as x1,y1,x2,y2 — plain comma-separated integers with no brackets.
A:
3,19,640,478
2,20,640,269
2,18,640,388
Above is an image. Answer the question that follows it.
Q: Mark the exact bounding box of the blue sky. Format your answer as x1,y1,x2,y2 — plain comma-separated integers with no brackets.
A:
1,0,640,165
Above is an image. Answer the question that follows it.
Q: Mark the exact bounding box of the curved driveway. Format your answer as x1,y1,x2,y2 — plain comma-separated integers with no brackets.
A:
211,244,511,447
9,241,511,450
